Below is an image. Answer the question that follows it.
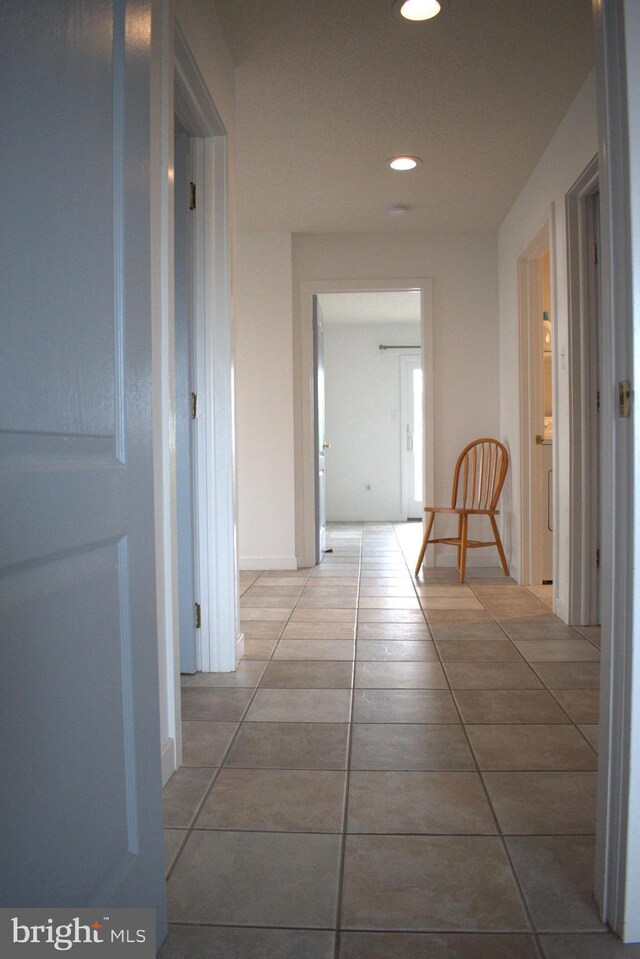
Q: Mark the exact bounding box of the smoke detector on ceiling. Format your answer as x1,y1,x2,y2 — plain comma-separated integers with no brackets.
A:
387,204,411,217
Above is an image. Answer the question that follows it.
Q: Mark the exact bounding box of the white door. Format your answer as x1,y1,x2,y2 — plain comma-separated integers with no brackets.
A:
0,0,166,935
313,296,327,560
401,356,424,520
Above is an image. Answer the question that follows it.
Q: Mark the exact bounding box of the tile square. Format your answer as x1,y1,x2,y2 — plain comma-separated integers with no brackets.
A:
355,661,448,689
532,663,601,688
224,722,349,769
274,640,355,661
357,623,431,641
197,768,346,832
357,609,426,623
291,607,357,622
347,771,496,834
338,932,539,959
240,608,290,622
297,596,357,609
580,725,599,750
350,723,474,770
483,771,597,834
436,640,524,662
425,609,494,624
356,640,438,661
467,724,597,770
551,688,600,723
507,836,605,932
181,687,253,721
164,829,186,876
241,622,283,639
514,640,600,662
282,622,356,640
454,689,569,724
160,926,335,959
240,595,297,608
358,597,421,609
341,835,528,930
445,663,543,689
167,830,341,926
261,661,354,688
181,721,239,766
352,688,459,724
429,623,507,642
245,688,352,722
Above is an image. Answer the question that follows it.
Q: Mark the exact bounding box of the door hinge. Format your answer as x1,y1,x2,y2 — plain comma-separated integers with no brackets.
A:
618,380,632,417
195,602,202,629
596,391,600,412
191,392,198,419
594,242,598,265
535,434,544,445
189,181,196,211
596,548,600,569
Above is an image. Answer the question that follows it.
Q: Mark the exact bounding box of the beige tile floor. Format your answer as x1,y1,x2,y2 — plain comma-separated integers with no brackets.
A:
160,522,640,959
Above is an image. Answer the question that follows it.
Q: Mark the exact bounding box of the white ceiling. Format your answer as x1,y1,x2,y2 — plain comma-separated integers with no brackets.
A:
214,0,593,234
318,291,421,325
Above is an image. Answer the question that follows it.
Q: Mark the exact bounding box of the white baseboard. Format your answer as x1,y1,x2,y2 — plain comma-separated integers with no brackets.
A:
235,631,245,663
239,556,298,570
161,737,176,787
554,597,569,625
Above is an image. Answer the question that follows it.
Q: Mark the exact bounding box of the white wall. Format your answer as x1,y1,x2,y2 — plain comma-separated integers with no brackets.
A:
498,72,598,617
323,319,420,521
235,233,297,568
293,233,501,564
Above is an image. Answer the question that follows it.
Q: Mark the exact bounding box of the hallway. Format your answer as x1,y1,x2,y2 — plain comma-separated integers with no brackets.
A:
159,523,630,958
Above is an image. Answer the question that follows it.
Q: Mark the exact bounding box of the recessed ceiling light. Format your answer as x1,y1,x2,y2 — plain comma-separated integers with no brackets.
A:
388,156,422,171
387,204,411,217
393,0,442,22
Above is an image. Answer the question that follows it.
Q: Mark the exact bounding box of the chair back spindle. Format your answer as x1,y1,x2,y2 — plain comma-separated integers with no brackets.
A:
451,438,509,512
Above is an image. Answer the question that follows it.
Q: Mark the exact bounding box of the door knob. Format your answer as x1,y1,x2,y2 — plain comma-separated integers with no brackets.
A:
322,443,331,449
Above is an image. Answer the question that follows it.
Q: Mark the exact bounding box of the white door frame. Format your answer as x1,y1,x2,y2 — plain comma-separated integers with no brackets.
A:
566,156,600,626
517,216,556,589
400,352,423,521
593,0,640,941
296,279,434,568
151,14,239,781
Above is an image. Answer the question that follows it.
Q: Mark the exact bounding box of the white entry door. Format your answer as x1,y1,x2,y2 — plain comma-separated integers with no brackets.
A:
313,296,327,561
401,356,424,520
0,0,166,936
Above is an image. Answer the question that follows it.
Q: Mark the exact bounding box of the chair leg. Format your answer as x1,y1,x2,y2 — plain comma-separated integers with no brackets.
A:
456,513,463,568
489,514,510,576
459,514,468,583
415,511,436,576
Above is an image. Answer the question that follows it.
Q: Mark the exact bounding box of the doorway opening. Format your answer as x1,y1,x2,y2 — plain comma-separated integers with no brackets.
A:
518,221,556,592
311,289,425,563
567,156,601,626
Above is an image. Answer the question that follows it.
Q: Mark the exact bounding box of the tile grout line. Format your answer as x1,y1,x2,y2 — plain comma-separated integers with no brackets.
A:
332,523,363,959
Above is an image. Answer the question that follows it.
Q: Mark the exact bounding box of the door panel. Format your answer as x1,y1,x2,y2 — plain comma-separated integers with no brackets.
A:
0,0,166,933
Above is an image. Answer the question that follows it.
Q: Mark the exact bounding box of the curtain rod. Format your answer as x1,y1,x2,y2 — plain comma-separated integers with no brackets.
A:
378,344,421,350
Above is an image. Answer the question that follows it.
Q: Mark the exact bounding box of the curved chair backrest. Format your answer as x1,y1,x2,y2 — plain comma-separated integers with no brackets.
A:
451,438,509,511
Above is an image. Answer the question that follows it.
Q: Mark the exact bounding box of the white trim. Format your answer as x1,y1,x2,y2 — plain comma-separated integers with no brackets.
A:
566,156,600,626
517,217,555,588
593,0,640,942
296,279,434,568
151,0,181,779
160,737,176,785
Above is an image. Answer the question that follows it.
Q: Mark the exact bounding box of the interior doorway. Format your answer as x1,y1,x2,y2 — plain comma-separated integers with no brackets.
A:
567,157,601,626
314,290,422,537
174,118,199,673
518,221,556,590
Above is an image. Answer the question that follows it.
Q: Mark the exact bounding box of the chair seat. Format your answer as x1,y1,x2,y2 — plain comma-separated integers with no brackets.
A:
423,506,501,516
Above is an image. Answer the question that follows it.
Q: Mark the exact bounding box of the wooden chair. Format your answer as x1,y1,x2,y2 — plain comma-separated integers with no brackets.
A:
415,438,510,581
